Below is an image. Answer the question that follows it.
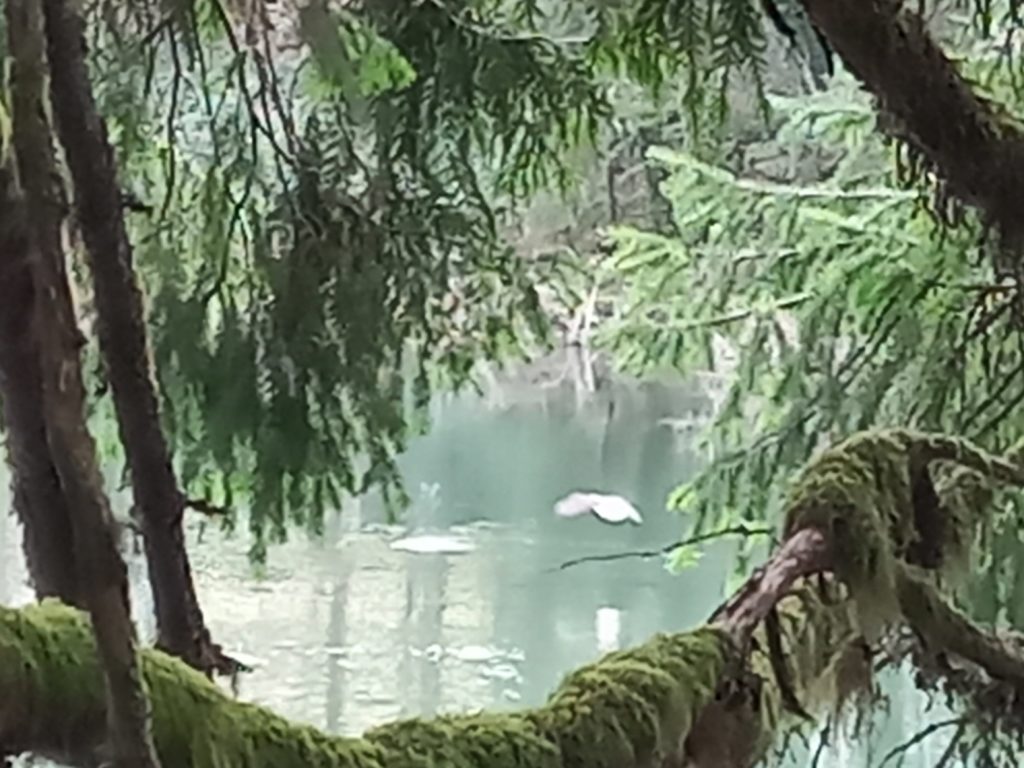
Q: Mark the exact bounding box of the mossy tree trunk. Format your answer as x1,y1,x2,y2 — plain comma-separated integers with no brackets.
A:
0,579,774,768
6,429,1024,766
40,0,228,676
4,1,161,765
29,246,162,768
800,0,1024,256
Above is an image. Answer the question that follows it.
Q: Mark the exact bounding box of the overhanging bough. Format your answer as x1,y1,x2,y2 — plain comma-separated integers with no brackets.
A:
4,428,1024,767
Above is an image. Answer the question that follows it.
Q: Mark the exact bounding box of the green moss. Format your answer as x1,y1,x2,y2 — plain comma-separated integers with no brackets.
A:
0,603,730,767
366,714,559,768
782,432,902,633
0,600,383,768
535,629,730,768
930,463,994,578
0,599,109,750
740,579,860,754
7,429,1021,767
781,429,1024,636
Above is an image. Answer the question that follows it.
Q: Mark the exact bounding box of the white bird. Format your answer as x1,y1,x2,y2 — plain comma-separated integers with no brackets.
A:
553,492,643,525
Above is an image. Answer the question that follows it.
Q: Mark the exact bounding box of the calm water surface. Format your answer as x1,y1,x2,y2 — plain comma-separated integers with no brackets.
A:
0,382,961,766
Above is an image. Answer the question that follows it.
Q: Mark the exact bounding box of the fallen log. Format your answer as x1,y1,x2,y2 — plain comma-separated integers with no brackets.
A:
4,429,1024,767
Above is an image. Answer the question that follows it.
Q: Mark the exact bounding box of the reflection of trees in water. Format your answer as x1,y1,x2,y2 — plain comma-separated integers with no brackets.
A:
400,554,446,718
0,382,714,723
0,499,11,604
349,381,715,707
324,558,351,734
0,382,723,734
491,533,570,705
0,385,966,766
358,372,707,530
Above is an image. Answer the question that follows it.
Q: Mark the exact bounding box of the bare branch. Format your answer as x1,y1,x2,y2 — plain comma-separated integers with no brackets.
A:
553,523,776,571
879,717,965,768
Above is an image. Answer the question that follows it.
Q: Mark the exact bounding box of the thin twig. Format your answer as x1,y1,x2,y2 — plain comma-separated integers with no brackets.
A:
879,717,965,768
933,722,966,768
553,524,775,572
809,722,830,768
157,24,182,225
625,293,813,334
935,280,1022,293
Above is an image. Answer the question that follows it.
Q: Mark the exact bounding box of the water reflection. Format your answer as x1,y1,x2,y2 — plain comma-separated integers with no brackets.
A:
179,517,733,737
0,380,961,766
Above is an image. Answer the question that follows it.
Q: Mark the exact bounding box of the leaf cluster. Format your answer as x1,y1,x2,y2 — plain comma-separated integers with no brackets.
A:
72,0,816,560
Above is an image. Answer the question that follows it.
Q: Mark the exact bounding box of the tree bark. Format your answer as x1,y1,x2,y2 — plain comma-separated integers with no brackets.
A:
799,0,1024,253
710,527,830,640
5,1,161,765
0,176,82,607
0,0,82,611
30,255,162,768
40,0,225,674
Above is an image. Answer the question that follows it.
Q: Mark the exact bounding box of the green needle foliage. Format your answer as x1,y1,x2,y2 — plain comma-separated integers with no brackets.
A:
76,0,631,560
594,21,1024,611
15,0,1023,567
65,0,784,561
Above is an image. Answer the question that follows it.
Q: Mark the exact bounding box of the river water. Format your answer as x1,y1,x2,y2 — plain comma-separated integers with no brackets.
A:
0,376,962,766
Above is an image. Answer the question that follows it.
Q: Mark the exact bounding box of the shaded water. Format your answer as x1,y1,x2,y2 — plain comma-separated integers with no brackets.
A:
0,378,960,765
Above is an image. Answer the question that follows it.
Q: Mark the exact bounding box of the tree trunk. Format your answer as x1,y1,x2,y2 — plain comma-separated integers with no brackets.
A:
0,0,81,611
0,175,82,608
40,0,226,675
31,251,162,768
4,1,161,765
799,0,1024,255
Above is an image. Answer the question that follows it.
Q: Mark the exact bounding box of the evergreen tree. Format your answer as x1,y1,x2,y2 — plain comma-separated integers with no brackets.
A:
4,0,1024,762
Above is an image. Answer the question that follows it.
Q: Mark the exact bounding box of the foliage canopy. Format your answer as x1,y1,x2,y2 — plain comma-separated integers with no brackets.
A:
13,0,1024,567
583,6,1024,621
67,0,796,559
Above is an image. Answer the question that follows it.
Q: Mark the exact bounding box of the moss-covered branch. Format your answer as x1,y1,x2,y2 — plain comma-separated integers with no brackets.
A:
0,601,730,768
800,0,1024,255
5,428,1024,767
0,523,839,768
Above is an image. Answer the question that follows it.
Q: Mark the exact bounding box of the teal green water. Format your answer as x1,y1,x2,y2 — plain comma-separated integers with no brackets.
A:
0,383,961,766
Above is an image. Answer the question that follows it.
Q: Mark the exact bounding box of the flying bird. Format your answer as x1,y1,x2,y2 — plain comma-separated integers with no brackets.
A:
553,492,643,525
